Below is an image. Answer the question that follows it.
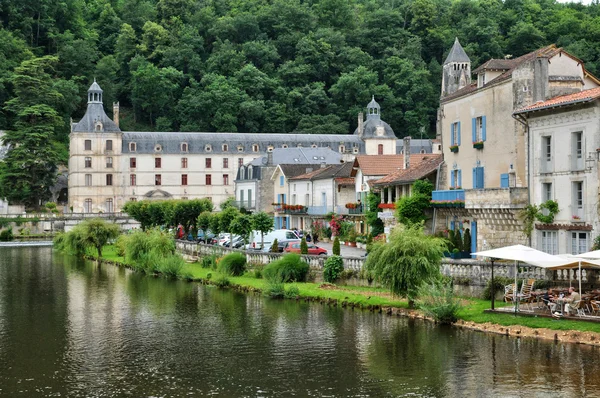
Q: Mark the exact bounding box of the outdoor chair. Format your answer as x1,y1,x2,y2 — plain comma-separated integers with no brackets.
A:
566,300,586,317
518,279,535,311
504,284,516,303
589,301,600,316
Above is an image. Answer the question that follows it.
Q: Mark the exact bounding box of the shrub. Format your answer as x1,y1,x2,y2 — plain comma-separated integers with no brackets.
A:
323,255,344,283
201,254,218,269
417,280,462,324
157,255,184,279
218,252,247,276
206,273,212,280
270,238,279,253
366,234,373,253
300,237,308,254
332,237,340,255
462,228,471,253
284,285,300,299
214,275,230,287
264,276,285,298
253,268,263,279
115,234,129,257
263,253,309,282
0,228,14,241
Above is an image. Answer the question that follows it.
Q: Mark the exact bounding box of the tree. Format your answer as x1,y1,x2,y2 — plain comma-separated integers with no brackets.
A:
365,191,384,237
363,224,447,308
219,206,240,244
231,213,253,244
209,212,222,236
252,211,274,249
78,218,120,259
197,211,212,232
333,236,340,255
0,56,63,209
300,237,308,254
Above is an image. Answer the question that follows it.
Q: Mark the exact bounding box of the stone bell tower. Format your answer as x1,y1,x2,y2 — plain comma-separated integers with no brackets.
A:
442,38,471,97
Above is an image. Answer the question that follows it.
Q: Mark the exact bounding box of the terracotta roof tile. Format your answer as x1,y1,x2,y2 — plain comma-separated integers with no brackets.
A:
354,154,440,176
373,155,443,186
514,86,600,114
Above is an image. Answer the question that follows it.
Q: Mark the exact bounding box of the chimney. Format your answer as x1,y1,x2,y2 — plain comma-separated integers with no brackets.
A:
320,162,327,169
113,102,120,128
357,112,364,137
267,151,273,166
403,136,411,169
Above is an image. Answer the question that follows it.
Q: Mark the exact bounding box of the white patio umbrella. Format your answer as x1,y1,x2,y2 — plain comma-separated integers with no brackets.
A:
472,245,572,312
552,254,600,295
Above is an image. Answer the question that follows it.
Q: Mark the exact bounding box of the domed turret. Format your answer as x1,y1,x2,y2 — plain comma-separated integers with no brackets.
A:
354,96,395,139
73,80,120,133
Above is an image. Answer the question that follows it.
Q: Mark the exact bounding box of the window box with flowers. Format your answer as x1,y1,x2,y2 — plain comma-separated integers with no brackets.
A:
473,141,484,149
345,202,363,214
282,204,307,213
449,145,459,153
449,186,462,190
572,215,584,222
378,203,396,210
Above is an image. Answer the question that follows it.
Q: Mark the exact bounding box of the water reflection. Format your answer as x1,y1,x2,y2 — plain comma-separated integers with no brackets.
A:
1,247,600,397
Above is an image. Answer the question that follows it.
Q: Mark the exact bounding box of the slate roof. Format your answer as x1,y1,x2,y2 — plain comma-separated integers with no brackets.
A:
249,147,343,166
353,154,440,176
372,155,443,186
291,162,353,181
354,118,396,139
444,38,471,64
278,164,322,178
514,86,600,114
73,102,121,133
472,59,516,74
397,139,434,154
122,132,363,154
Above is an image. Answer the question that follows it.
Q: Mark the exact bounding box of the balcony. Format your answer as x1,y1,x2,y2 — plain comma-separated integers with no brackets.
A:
232,200,255,210
431,189,465,208
465,187,527,209
275,204,308,214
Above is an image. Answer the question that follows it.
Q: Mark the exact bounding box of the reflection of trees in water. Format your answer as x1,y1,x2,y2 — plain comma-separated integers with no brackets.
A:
0,247,70,396
125,271,195,315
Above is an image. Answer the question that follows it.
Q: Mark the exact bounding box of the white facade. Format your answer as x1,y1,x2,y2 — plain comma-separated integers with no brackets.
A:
524,102,600,254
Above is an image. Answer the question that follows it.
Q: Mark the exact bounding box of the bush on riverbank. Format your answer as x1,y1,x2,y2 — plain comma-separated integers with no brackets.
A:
201,254,218,269
124,228,175,264
324,255,344,283
218,252,247,276
263,253,309,282
417,280,462,324
0,228,14,241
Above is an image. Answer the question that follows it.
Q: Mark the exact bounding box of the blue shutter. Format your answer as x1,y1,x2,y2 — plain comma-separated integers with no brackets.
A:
482,116,487,141
450,123,455,146
450,170,455,188
450,221,455,231
280,175,284,186
500,173,509,188
458,170,462,188
472,118,477,143
457,122,461,146
477,167,484,189
470,221,477,257
472,168,477,189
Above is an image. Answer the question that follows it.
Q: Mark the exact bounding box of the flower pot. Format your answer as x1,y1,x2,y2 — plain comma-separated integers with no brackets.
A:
349,242,357,247
461,251,471,259
450,252,461,259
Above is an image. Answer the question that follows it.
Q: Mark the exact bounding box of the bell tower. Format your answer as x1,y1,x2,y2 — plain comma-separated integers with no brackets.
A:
442,38,471,97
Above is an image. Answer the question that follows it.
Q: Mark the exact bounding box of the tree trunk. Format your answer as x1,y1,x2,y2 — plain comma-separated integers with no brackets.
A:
97,246,102,260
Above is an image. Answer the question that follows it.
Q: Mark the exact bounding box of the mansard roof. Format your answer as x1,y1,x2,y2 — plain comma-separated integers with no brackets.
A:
72,103,121,133
121,132,363,154
249,147,343,166
353,118,395,138
444,38,470,64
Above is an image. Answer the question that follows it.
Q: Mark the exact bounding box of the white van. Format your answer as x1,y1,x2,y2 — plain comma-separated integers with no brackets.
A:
247,229,300,250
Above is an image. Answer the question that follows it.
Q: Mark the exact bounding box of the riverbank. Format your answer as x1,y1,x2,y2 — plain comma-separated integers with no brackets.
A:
90,244,600,346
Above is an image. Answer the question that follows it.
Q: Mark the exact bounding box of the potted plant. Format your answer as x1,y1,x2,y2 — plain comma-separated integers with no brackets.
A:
348,229,357,247
451,248,461,259
449,145,459,153
462,228,471,258
473,141,484,149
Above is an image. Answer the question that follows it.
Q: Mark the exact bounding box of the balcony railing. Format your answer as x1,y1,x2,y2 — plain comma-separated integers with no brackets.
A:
232,200,255,209
431,189,465,208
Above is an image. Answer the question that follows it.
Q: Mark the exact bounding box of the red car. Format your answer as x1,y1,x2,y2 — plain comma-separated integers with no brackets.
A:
284,242,328,255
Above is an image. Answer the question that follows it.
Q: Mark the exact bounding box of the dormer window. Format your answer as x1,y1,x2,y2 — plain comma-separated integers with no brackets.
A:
297,143,302,148
339,145,345,153
238,145,244,152
129,142,137,152
477,73,486,88
205,144,212,152
222,144,228,152
95,122,103,132
311,144,317,148
267,146,274,152
252,144,259,152
282,144,288,149
181,143,188,152
155,144,162,152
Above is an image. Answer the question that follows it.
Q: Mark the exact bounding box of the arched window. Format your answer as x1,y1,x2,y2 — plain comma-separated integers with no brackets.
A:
181,143,188,152
239,166,245,180
378,144,383,155
205,144,212,152
339,145,345,153
222,144,228,152
248,167,253,179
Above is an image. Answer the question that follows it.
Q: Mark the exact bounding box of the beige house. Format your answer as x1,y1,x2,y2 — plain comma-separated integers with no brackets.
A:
434,39,600,253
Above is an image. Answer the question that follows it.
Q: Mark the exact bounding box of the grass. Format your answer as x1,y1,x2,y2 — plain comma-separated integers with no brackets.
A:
84,245,600,334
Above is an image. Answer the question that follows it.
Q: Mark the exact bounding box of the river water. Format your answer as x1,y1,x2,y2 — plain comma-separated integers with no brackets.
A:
1,247,600,397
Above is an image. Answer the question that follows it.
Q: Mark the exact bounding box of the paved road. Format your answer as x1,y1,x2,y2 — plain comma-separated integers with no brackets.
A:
314,241,367,257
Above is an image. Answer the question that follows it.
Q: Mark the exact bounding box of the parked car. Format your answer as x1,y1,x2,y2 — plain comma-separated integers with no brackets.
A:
284,242,328,255
197,230,215,244
247,229,301,250
224,235,244,248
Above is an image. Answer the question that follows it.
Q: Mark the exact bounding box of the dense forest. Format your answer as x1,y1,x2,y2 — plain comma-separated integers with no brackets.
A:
2,0,600,144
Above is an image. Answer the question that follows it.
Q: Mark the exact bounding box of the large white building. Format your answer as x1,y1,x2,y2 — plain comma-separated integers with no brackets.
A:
69,81,420,213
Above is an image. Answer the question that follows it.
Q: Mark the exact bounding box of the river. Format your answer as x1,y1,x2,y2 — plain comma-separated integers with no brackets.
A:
1,247,600,397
